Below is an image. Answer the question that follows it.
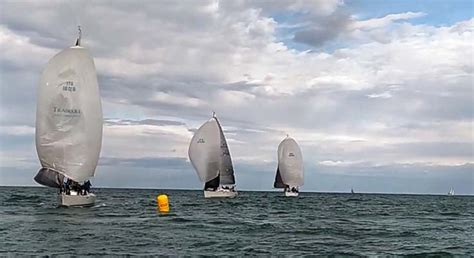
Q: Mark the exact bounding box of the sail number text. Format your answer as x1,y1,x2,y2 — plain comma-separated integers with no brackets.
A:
60,81,76,92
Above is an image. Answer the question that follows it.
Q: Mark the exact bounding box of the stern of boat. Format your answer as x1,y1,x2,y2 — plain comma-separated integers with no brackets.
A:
204,189,238,198
58,192,96,207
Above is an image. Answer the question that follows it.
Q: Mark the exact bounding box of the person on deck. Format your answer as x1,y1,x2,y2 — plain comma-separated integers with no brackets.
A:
84,181,91,194
65,179,71,195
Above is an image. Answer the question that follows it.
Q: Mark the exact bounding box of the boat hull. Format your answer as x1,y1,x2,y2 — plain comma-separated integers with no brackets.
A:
58,192,96,207
204,189,238,198
284,191,299,197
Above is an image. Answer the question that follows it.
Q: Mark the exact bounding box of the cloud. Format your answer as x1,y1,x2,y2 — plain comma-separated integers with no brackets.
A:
99,157,188,169
219,0,343,17
293,11,353,47
293,11,427,47
0,125,34,136
367,91,392,99
351,12,426,30
104,118,185,127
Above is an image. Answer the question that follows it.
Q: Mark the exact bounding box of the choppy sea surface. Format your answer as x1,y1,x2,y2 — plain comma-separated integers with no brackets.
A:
0,186,473,256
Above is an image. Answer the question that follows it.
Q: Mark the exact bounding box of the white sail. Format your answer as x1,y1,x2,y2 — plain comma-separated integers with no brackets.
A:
448,188,455,195
188,118,221,183
35,46,103,183
277,136,303,186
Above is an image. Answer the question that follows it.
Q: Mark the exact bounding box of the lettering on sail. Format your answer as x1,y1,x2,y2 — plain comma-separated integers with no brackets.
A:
53,107,81,117
59,81,77,92
53,80,81,117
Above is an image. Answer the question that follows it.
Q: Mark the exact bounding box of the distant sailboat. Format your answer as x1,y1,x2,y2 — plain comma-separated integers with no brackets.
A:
351,188,355,194
274,135,303,197
34,27,103,207
448,187,455,196
188,112,237,198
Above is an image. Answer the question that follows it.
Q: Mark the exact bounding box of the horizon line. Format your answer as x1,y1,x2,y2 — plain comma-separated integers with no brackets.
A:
1,185,472,196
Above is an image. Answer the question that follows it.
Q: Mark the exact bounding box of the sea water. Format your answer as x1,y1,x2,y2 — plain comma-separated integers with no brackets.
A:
1,186,473,256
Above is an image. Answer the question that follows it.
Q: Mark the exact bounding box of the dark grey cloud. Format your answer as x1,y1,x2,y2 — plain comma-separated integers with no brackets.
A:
293,12,353,47
219,0,342,17
0,70,39,127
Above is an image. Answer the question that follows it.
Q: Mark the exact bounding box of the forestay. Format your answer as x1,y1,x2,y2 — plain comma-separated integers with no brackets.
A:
35,46,103,183
188,118,221,183
277,137,304,186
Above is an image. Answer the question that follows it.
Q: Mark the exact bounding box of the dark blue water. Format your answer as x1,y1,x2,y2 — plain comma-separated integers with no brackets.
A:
0,186,473,256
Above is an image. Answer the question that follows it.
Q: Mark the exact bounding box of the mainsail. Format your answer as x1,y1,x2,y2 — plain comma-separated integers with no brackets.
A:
35,37,103,186
188,115,235,187
216,117,235,185
275,136,303,187
273,168,286,188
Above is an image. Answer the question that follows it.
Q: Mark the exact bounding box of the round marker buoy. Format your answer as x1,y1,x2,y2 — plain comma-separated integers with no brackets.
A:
156,194,169,213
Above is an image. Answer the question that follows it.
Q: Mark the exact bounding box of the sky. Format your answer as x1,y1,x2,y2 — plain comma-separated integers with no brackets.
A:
0,0,472,194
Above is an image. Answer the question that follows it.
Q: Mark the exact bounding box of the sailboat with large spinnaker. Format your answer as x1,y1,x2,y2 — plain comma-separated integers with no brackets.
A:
188,112,237,198
34,27,103,207
274,135,303,197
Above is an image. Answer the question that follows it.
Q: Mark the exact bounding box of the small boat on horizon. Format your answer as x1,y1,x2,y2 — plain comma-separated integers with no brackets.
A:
351,188,355,194
34,27,103,207
188,112,238,198
273,135,304,197
448,187,455,196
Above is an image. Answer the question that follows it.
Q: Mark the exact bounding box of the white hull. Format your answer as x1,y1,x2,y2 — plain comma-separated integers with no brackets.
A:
285,191,299,197
204,189,238,198
58,192,96,207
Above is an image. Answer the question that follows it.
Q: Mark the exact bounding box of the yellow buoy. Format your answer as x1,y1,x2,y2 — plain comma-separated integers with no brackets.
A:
156,194,169,213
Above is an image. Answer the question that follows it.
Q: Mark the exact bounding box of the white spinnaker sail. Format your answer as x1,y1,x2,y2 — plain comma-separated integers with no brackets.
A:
36,46,103,183
188,118,221,183
277,137,303,186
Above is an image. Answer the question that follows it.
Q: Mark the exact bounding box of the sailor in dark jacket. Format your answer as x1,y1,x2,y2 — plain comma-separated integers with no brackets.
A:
84,181,91,194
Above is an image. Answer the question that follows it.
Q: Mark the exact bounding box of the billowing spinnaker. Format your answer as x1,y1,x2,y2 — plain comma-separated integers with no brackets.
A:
188,118,221,183
34,168,65,188
216,118,235,185
35,46,103,183
277,137,303,186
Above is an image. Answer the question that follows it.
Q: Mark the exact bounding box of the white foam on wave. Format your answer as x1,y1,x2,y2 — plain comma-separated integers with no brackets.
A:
93,203,107,208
